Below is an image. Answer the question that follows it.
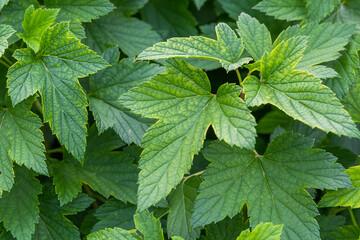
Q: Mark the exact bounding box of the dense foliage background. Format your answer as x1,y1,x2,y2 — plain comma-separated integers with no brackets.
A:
0,0,359,239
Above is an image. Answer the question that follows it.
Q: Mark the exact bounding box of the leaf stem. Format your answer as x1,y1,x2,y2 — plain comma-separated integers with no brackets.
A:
183,170,204,181
33,98,43,116
235,69,243,86
45,147,64,154
2,55,13,66
348,207,359,229
0,59,10,68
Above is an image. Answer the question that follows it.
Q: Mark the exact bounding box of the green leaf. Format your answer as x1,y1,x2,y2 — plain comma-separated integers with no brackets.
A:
0,166,42,240
0,24,15,56
317,215,346,240
255,110,292,134
243,36,360,138
0,0,9,11
84,12,161,56
193,0,206,10
206,214,248,240
7,22,109,160
305,0,341,22
236,13,272,61
89,48,164,145
319,166,360,208
191,132,351,240
167,177,201,240
33,186,92,240
112,0,148,16
329,225,360,240
274,23,355,70
343,76,360,123
88,228,139,240
119,59,256,210
44,0,115,22
0,97,46,194
18,5,59,52
92,198,136,232
237,222,283,240
327,1,360,34
254,0,306,21
324,35,360,99
50,126,138,205
138,22,251,72
134,210,164,240
141,0,197,39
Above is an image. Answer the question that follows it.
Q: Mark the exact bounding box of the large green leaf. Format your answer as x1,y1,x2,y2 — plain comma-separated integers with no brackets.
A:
237,222,283,240
137,22,251,72
236,13,272,61
319,166,360,208
7,22,109,160
0,97,46,194
254,0,306,21
18,5,59,52
243,36,360,138
50,126,138,205
120,59,256,210
191,132,351,240
89,48,163,145
141,0,197,39
134,210,164,240
84,11,161,56
167,177,201,240
33,186,92,240
0,24,15,56
305,0,341,22
44,0,115,22
0,166,42,240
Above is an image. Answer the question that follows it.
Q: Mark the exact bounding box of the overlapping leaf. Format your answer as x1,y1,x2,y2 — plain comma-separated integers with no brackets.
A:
327,1,360,34
254,0,306,21
243,36,360,138
206,214,248,240
0,166,42,240
120,59,256,210
0,24,14,56
89,47,163,145
319,166,360,208
138,22,251,72
237,223,283,240
191,132,351,240
134,210,164,240
50,126,138,205
7,22,109,160
305,0,341,22
113,0,148,16
87,228,139,240
0,97,46,194
343,75,360,123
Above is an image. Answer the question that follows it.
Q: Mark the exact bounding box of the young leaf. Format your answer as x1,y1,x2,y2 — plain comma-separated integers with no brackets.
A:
84,12,161,56
0,97,46,194
0,166,42,240
319,166,360,208
305,0,341,22
0,24,15,56
138,22,252,72
237,222,283,240
50,126,138,205
7,22,109,160
33,187,93,240
92,198,136,232
89,48,164,145
236,13,272,61
134,210,164,240
44,0,115,22
254,0,306,21
191,132,351,240
87,228,139,240
141,0,197,39
243,36,360,138
120,59,256,210
167,177,201,240
18,5,59,52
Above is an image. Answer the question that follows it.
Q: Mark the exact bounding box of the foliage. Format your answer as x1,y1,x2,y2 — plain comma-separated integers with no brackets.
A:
0,0,359,239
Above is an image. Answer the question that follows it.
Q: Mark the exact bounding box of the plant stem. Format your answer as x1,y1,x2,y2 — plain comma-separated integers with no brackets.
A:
45,147,64,154
348,207,359,229
2,55,13,66
183,170,204,181
33,98,43,116
242,204,248,222
0,59,10,68
235,69,243,87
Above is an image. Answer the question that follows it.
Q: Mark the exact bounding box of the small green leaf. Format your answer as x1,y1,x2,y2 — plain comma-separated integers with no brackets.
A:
0,24,15,56
19,5,59,52
237,222,283,240
7,22,109,160
138,22,251,72
319,166,360,208
44,0,115,22
87,228,139,240
236,13,272,61
134,210,164,240
0,166,42,240
120,59,256,210
112,0,148,16
305,0,341,22
50,126,138,205
243,36,360,138
343,75,360,123
191,133,351,240
254,0,306,21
